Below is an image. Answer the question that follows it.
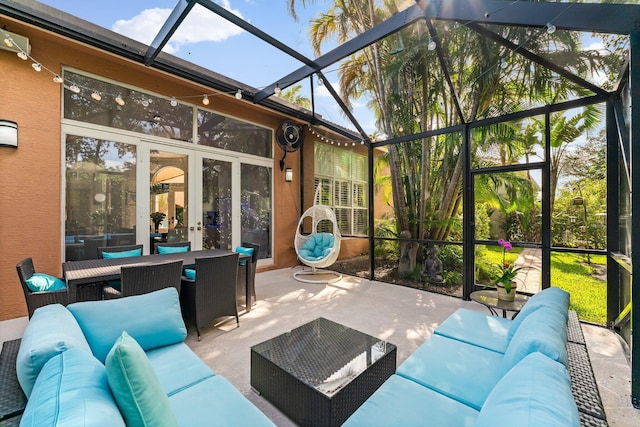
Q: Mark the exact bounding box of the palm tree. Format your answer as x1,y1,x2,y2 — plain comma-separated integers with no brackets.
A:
288,0,619,272
278,84,312,109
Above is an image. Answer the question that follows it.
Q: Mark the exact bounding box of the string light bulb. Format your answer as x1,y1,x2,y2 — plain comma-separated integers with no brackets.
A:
53,74,63,83
428,37,437,51
235,89,242,99
3,37,13,48
115,95,125,106
202,94,210,105
17,51,27,60
501,58,509,69
546,22,556,34
170,97,177,107
91,91,102,101
274,84,281,95
70,84,80,94
31,63,42,72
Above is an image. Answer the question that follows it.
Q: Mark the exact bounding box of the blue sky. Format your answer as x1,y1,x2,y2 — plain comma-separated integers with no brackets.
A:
36,0,379,134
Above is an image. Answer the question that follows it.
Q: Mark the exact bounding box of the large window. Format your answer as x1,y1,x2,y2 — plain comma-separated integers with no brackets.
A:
65,135,137,261
314,143,368,236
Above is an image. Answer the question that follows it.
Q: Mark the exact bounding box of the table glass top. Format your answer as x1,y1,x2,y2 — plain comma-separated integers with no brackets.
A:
251,318,396,397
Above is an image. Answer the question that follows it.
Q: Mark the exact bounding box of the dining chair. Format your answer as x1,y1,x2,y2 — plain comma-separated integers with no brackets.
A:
180,253,239,341
154,241,191,254
103,260,183,300
235,242,260,309
16,257,68,318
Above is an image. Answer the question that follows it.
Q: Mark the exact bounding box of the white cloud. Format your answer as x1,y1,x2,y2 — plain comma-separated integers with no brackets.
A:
112,2,244,54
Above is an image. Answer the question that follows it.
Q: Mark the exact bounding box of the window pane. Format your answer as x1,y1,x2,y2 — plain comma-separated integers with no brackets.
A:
202,159,232,250
65,135,136,261
241,164,272,259
198,110,272,158
63,71,193,142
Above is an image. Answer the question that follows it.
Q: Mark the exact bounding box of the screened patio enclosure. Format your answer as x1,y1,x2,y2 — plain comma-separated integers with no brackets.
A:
3,0,640,406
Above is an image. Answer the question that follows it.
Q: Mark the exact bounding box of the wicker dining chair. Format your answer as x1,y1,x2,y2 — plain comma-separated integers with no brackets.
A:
103,260,183,300
236,242,260,309
16,258,68,318
180,253,239,341
154,241,191,254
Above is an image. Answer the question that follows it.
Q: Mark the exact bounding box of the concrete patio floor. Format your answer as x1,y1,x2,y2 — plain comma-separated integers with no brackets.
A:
2,267,639,426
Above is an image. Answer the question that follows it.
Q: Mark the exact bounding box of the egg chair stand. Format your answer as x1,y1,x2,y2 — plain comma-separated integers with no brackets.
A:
293,187,342,284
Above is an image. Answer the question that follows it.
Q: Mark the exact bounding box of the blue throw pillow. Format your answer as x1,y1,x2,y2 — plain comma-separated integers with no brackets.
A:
157,245,189,254
105,332,178,427
184,269,196,280
25,273,67,292
102,249,142,259
235,246,254,265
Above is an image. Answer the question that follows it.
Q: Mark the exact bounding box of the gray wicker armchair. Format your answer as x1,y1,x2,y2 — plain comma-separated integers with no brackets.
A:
103,260,183,299
16,258,68,318
236,242,260,310
180,253,239,341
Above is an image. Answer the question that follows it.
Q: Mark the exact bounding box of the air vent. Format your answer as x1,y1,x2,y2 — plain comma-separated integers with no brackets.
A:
0,30,30,55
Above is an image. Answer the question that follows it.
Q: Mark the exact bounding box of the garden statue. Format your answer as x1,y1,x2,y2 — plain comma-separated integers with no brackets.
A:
421,246,443,286
398,230,418,276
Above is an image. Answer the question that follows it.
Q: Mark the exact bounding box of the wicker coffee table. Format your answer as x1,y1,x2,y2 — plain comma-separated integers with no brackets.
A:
250,317,397,427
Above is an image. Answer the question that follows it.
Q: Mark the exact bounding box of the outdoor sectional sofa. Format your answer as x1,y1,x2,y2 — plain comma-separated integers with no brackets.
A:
343,287,580,427
15,287,274,426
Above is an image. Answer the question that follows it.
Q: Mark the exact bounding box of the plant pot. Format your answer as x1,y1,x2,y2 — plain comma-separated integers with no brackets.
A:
496,281,517,302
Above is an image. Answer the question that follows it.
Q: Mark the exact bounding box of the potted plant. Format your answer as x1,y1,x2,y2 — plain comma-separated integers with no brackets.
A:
493,239,523,301
150,211,166,233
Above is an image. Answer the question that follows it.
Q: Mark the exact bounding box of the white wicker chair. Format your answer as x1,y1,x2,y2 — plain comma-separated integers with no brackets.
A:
293,186,342,283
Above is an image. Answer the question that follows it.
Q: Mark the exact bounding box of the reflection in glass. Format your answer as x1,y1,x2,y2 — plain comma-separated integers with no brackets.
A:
241,164,271,259
198,110,272,158
65,135,136,261
202,158,232,250
63,71,193,142
150,151,189,246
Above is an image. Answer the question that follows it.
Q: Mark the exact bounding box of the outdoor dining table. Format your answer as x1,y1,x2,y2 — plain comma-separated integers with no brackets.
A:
62,249,253,310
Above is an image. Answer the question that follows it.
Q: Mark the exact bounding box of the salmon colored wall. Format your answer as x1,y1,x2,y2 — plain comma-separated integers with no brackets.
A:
0,20,301,320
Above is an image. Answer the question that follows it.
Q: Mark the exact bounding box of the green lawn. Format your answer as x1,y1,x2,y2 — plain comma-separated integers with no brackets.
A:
551,252,607,324
478,247,607,324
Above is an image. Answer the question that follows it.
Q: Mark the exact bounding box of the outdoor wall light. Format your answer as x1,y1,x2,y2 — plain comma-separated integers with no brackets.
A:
0,120,18,148
285,168,293,182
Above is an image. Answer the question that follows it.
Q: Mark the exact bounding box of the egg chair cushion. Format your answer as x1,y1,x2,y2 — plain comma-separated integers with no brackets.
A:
299,233,335,262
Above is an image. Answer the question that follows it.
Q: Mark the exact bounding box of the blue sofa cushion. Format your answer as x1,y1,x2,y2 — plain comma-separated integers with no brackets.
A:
299,233,334,261
168,375,276,426
158,245,189,254
68,288,187,363
396,334,503,410
342,374,479,427
105,332,178,427
476,352,579,427
501,307,568,375
508,287,569,340
102,248,142,258
16,304,92,397
25,273,67,292
146,343,216,397
434,308,511,353
20,348,126,427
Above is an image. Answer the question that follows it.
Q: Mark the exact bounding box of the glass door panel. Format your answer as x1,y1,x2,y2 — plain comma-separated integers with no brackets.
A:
149,149,190,253
65,134,137,261
201,157,233,250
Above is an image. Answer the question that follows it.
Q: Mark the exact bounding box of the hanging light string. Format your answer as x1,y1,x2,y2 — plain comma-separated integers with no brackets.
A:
0,27,255,106
307,125,365,146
